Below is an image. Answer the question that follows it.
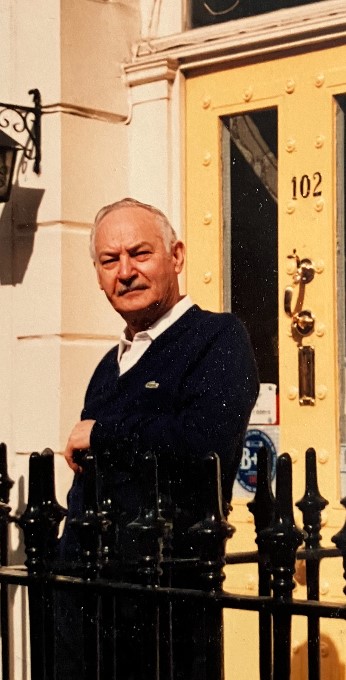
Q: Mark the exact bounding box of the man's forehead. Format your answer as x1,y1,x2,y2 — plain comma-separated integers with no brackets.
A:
96,207,163,245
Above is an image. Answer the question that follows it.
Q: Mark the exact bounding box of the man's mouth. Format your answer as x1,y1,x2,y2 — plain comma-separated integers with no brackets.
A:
117,285,149,297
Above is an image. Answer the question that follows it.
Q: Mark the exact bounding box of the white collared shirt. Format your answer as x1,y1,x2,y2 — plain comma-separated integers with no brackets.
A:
117,295,194,375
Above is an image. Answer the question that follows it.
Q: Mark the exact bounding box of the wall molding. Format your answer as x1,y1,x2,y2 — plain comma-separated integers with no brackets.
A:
124,0,346,80
42,102,127,124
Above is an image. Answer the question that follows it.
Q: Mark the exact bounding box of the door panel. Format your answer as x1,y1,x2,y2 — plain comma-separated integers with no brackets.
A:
185,43,346,679
186,46,346,508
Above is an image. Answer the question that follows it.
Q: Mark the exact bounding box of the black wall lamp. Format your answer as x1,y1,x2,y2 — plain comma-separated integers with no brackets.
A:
0,89,42,203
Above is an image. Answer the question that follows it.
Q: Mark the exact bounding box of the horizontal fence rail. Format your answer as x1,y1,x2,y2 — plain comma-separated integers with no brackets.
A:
0,442,345,680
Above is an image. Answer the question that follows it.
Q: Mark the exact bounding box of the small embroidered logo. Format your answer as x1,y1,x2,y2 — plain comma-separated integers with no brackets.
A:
145,381,160,389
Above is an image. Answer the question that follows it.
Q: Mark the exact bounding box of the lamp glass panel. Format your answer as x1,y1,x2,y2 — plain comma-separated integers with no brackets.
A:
0,148,16,201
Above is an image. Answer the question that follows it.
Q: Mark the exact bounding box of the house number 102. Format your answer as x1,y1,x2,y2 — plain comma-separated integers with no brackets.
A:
291,172,322,199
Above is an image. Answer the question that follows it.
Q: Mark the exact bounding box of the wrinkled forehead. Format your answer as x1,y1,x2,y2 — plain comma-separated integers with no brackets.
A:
95,206,164,249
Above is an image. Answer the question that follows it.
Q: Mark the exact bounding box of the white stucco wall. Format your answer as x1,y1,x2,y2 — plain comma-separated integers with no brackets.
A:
139,0,184,38
1,2,143,675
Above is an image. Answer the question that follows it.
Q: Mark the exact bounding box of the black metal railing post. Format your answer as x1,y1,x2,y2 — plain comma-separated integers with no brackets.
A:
259,453,304,680
157,465,174,680
0,443,14,680
6,438,346,680
189,452,234,590
0,442,14,505
331,496,346,596
19,452,48,574
97,449,119,680
296,447,328,680
188,452,234,680
98,449,119,577
248,446,275,680
0,501,11,680
124,452,165,587
19,452,50,680
40,449,67,680
40,448,66,566
70,449,102,680
123,452,165,680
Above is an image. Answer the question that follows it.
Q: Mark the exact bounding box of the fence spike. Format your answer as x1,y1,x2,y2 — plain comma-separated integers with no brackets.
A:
296,447,328,678
331,497,346,596
247,446,274,680
70,450,101,580
40,449,66,520
258,454,304,680
296,447,328,549
98,449,119,576
19,453,48,574
188,451,234,592
258,453,304,600
0,444,12,567
248,445,275,535
0,443,14,505
184,453,230,680
157,465,174,567
40,449,66,568
124,452,165,586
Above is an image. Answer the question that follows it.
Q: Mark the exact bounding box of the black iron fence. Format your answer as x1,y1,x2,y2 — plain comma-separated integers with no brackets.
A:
0,441,345,680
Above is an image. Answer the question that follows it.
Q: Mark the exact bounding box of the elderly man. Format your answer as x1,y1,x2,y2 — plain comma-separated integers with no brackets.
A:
64,195,257,497
58,197,258,678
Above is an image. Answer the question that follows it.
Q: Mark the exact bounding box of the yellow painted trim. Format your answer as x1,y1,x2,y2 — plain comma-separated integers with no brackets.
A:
185,45,346,505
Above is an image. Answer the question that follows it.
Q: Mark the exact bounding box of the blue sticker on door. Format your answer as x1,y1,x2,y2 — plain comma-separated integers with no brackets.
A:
237,428,277,493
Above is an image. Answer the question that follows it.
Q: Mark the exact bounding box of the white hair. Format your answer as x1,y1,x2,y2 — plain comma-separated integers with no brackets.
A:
90,197,178,260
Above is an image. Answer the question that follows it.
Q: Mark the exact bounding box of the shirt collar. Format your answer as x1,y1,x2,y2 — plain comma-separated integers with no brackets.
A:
118,295,193,361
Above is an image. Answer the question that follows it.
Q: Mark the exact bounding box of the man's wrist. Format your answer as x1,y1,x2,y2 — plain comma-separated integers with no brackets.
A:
89,420,104,451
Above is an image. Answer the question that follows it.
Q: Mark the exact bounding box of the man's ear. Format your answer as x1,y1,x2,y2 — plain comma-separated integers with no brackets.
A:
172,241,185,274
94,261,104,290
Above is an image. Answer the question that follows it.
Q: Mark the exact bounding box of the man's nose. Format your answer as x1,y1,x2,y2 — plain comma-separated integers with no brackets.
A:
118,254,133,280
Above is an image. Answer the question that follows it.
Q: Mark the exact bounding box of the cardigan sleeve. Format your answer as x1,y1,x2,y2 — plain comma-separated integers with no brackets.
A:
89,314,259,498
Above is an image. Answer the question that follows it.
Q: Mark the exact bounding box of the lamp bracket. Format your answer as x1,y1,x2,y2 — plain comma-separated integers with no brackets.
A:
0,89,41,174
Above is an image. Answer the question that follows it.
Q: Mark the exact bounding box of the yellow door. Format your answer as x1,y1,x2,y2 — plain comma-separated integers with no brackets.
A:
186,44,346,678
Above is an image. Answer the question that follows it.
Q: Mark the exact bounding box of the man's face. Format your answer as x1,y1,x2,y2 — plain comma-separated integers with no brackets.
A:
94,206,185,332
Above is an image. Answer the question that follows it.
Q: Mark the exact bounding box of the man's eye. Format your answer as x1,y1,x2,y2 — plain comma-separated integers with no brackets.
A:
101,257,118,266
134,250,150,259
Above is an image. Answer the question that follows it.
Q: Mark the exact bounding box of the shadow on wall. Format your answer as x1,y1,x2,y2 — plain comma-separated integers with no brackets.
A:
0,184,44,285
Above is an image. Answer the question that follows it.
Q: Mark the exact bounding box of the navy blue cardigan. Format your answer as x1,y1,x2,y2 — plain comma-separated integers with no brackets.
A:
60,305,258,560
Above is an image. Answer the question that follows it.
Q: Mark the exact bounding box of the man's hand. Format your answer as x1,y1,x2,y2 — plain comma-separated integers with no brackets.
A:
64,420,96,473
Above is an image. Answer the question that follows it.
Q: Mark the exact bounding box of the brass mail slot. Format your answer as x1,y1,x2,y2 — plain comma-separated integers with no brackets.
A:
298,346,315,405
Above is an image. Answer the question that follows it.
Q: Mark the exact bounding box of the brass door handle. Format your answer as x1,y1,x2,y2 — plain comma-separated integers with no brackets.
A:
284,254,315,318
284,286,294,317
295,258,315,285
284,251,317,406
292,310,315,336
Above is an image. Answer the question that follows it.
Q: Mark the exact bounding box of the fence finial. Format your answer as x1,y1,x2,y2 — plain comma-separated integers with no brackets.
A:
124,452,165,586
331,496,346,596
188,451,234,592
70,449,102,580
19,453,47,574
258,453,304,601
296,447,328,549
0,443,14,505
